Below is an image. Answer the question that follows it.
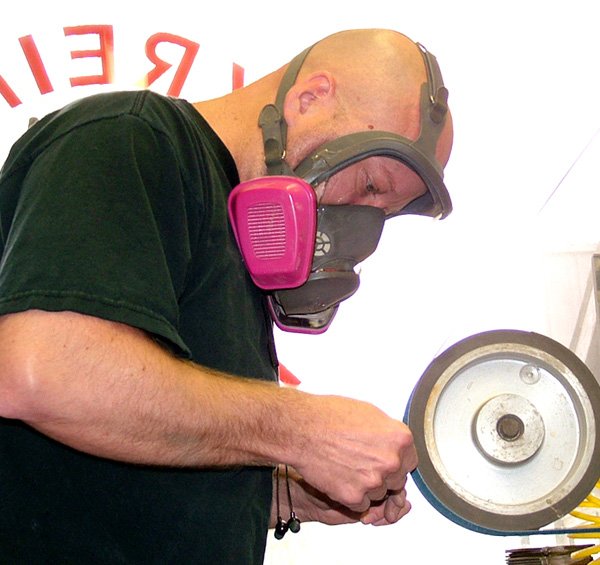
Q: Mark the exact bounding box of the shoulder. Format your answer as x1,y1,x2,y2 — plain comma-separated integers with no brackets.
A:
46,90,188,140
1,91,197,175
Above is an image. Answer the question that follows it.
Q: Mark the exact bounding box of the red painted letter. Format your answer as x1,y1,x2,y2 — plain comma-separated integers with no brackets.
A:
145,33,199,97
19,35,53,94
0,75,21,108
232,63,244,91
64,25,115,87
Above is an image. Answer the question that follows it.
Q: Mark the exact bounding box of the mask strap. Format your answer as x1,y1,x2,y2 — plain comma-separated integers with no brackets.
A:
417,43,449,123
413,44,449,158
258,46,314,176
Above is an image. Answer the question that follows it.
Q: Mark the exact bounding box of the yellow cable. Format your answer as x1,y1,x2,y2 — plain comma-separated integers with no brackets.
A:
569,510,600,524
571,544,600,560
568,482,600,562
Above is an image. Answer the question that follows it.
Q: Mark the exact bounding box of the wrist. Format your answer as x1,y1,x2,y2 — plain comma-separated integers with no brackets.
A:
262,386,317,467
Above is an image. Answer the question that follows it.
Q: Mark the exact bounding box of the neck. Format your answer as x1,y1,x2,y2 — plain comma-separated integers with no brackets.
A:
192,69,283,181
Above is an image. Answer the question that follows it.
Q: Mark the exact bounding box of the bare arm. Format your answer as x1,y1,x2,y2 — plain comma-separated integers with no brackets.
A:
0,309,417,510
0,309,297,467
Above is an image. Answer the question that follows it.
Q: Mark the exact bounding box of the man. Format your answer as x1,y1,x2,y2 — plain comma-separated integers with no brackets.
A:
0,28,453,562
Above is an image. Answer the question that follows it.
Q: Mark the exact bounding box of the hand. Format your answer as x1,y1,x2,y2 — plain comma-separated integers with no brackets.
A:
286,394,418,514
359,485,412,526
271,466,412,528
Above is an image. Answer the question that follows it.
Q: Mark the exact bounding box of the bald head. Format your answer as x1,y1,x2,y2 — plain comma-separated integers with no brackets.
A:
196,28,452,186
299,30,430,136
281,29,452,172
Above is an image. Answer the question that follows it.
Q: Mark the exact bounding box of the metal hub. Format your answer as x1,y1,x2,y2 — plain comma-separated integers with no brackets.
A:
474,393,545,464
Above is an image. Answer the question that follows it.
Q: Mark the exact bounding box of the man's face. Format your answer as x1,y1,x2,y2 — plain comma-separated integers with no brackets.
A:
313,157,427,216
308,107,453,216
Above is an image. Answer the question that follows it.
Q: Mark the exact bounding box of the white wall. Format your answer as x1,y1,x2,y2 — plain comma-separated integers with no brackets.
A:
2,1,600,563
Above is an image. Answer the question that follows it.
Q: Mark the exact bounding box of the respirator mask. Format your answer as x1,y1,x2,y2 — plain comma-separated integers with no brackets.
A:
228,41,452,333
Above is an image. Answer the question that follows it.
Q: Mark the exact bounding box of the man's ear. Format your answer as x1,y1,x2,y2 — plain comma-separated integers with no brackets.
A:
283,71,335,126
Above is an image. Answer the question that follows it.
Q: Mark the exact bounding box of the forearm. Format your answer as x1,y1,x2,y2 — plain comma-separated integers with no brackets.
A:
1,309,418,511
0,309,301,468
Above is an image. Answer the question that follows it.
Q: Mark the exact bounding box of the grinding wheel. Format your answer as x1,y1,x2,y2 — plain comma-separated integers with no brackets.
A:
404,329,600,535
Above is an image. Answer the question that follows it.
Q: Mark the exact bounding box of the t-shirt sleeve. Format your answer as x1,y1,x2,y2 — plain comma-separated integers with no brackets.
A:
0,113,195,357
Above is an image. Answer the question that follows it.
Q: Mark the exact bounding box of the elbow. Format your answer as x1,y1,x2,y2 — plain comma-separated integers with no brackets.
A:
0,314,52,421
0,346,40,421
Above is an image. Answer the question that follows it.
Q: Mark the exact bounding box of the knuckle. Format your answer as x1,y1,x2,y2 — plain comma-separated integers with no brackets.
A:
342,488,367,508
360,469,384,493
393,423,414,447
379,457,400,478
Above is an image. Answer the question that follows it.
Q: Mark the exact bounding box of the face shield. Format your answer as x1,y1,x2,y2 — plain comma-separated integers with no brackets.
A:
229,40,452,333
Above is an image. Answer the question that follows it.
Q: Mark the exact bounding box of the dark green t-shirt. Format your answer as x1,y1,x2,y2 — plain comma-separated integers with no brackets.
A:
0,90,278,563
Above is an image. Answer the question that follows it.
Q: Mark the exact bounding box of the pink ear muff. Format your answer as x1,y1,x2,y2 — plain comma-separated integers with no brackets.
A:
227,176,316,290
